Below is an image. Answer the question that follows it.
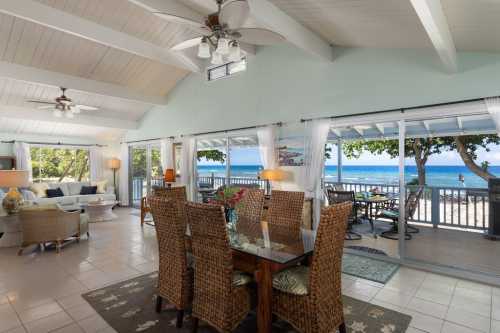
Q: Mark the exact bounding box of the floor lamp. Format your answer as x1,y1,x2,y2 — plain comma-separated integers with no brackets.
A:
107,158,121,200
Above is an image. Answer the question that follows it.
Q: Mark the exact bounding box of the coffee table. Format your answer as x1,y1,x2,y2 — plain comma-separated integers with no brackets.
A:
83,201,118,222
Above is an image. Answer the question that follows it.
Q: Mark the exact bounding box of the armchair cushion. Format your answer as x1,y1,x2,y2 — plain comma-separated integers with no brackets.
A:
272,265,309,295
379,209,398,218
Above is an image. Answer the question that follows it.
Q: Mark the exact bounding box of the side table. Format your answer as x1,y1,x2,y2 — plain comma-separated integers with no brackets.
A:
0,214,22,247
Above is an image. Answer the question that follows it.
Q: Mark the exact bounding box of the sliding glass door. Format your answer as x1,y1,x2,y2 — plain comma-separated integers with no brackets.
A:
129,144,163,208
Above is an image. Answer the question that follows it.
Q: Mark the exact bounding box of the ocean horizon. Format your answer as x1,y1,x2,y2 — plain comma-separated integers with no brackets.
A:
197,164,500,188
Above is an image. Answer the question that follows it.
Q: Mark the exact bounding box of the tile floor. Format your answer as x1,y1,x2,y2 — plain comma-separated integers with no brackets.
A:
0,207,499,333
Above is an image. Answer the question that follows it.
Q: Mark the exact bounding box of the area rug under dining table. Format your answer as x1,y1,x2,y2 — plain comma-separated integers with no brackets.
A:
82,272,411,333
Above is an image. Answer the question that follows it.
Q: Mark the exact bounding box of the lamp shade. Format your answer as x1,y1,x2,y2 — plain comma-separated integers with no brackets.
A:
259,169,286,181
107,158,121,170
164,168,176,183
0,170,29,188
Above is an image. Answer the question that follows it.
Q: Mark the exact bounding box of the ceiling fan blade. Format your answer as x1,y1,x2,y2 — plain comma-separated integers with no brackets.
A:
171,37,203,51
37,105,55,110
27,100,56,105
236,28,285,45
220,0,250,29
75,105,99,111
152,12,211,35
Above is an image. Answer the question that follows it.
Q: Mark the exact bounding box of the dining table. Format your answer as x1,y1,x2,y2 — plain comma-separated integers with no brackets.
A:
225,218,315,333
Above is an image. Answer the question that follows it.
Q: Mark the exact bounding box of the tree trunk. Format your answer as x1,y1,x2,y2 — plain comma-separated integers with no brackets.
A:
454,136,495,181
58,159,75,182
77,156,88,181
413,139,428,185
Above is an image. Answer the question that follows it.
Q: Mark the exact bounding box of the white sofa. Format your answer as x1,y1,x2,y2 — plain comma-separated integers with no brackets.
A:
27,182,116,206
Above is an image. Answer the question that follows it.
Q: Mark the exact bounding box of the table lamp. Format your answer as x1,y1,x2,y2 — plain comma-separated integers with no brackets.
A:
164,168,176,188
107,158,121,196
259,168,285,195
0,170,29,215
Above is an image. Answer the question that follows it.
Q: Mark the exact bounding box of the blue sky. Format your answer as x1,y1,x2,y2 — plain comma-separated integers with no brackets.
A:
198,143,500,166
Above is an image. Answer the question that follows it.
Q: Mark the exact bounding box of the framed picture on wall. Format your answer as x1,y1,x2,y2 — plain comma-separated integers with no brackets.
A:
278,137,304,166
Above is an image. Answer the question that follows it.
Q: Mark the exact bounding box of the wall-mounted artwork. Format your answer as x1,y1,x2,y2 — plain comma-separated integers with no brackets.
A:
278,137,304,166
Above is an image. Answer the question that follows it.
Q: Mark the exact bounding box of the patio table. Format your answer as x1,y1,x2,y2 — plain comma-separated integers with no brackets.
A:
354,193,398,237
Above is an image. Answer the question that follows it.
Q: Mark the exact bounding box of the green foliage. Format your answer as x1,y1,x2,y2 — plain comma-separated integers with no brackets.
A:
31,147,89,182
407,178,419,186
197,149,226,163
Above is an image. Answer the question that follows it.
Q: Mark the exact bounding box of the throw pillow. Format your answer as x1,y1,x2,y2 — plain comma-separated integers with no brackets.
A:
80,186,97,195
46,188,64,198
30,183,49,198
91,180,107,194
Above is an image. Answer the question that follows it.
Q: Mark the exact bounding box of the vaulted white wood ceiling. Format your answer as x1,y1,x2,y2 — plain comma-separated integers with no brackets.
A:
0,0,498,140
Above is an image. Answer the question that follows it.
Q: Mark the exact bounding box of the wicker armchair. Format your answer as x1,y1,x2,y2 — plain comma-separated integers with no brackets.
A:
149,196,192,328
267,190,304,234
186,202,251,333
235,188,265,223
18,204,82,255
272,202,351,333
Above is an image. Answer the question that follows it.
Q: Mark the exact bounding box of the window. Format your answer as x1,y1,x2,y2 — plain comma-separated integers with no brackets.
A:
207,58,247,81
30,146,90,183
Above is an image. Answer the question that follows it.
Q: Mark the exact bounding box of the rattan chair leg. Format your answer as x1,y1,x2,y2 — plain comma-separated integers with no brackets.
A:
176,310,184,328
191,317,199,333
339,321,347,333
155,295,162,313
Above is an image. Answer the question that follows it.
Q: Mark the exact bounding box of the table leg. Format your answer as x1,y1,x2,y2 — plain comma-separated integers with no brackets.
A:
255,260,273,333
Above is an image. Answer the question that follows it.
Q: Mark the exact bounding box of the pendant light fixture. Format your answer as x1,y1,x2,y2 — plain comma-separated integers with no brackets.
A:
198,37,211,58
216,36,230,55
211,51,224,65
228,41,241,62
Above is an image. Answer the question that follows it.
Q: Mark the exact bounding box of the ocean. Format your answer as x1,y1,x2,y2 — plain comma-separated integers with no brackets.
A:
198,165,500,188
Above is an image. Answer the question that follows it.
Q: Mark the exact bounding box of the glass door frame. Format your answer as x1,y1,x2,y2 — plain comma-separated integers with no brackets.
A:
128,143,160,207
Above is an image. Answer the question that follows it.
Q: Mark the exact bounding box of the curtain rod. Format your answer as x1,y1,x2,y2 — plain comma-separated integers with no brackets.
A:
122,123,283,144
300,95,494,123
1,140,107,147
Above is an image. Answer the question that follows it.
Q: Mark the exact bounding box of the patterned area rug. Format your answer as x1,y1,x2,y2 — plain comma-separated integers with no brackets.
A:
82,273,411,333
342,253,399,284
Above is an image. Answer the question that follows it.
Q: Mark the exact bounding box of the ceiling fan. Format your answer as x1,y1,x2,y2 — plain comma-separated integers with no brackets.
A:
154,0,285,65
27,87,99,119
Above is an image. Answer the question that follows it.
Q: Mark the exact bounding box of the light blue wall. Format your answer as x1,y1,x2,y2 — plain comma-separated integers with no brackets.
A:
126,44,500,141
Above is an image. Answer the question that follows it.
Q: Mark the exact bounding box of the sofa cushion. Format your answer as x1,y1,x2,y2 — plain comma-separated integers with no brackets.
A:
77,193,115,203
68,182,90,196
80,186,97,195
46,188,64,198
36,196,78,206
30,183,49,198
91,180,107,194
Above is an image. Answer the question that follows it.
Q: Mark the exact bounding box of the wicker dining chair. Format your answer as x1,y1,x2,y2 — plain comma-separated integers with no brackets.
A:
235,188,265,223
267,190,305,233
149,196,192,328
272,202,351,333
153,186,187,202
186,202,251,333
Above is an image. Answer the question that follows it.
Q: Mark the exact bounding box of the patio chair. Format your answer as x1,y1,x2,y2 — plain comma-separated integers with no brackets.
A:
378,186,424,240
325,189,362,240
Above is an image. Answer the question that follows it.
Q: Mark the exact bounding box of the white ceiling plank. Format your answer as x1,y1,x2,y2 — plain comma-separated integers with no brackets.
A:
127,0,206,27
1,105,138,130
0,0,201,72
0,61,166,106
246,0,332,62
410,0,458,73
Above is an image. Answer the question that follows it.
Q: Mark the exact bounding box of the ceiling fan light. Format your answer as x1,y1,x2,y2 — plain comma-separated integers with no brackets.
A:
197,37,211,58
211,52,224,65
53,109,63,118
65,111,74,119
216,37,229,55
228,41,241,62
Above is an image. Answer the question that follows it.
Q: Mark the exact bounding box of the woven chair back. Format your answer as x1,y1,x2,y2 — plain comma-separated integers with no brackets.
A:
267,190,304,232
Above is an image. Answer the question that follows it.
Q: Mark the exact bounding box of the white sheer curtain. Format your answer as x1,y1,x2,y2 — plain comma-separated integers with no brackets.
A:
89,147,104,182
303,119,331,230
257,125,278,170
486,97,500,133
119,143,129,206
14,142,32,181
180,137,197,201
160,138,174,171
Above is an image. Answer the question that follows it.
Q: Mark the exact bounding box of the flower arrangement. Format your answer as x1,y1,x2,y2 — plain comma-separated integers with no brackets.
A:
210,187,247,209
